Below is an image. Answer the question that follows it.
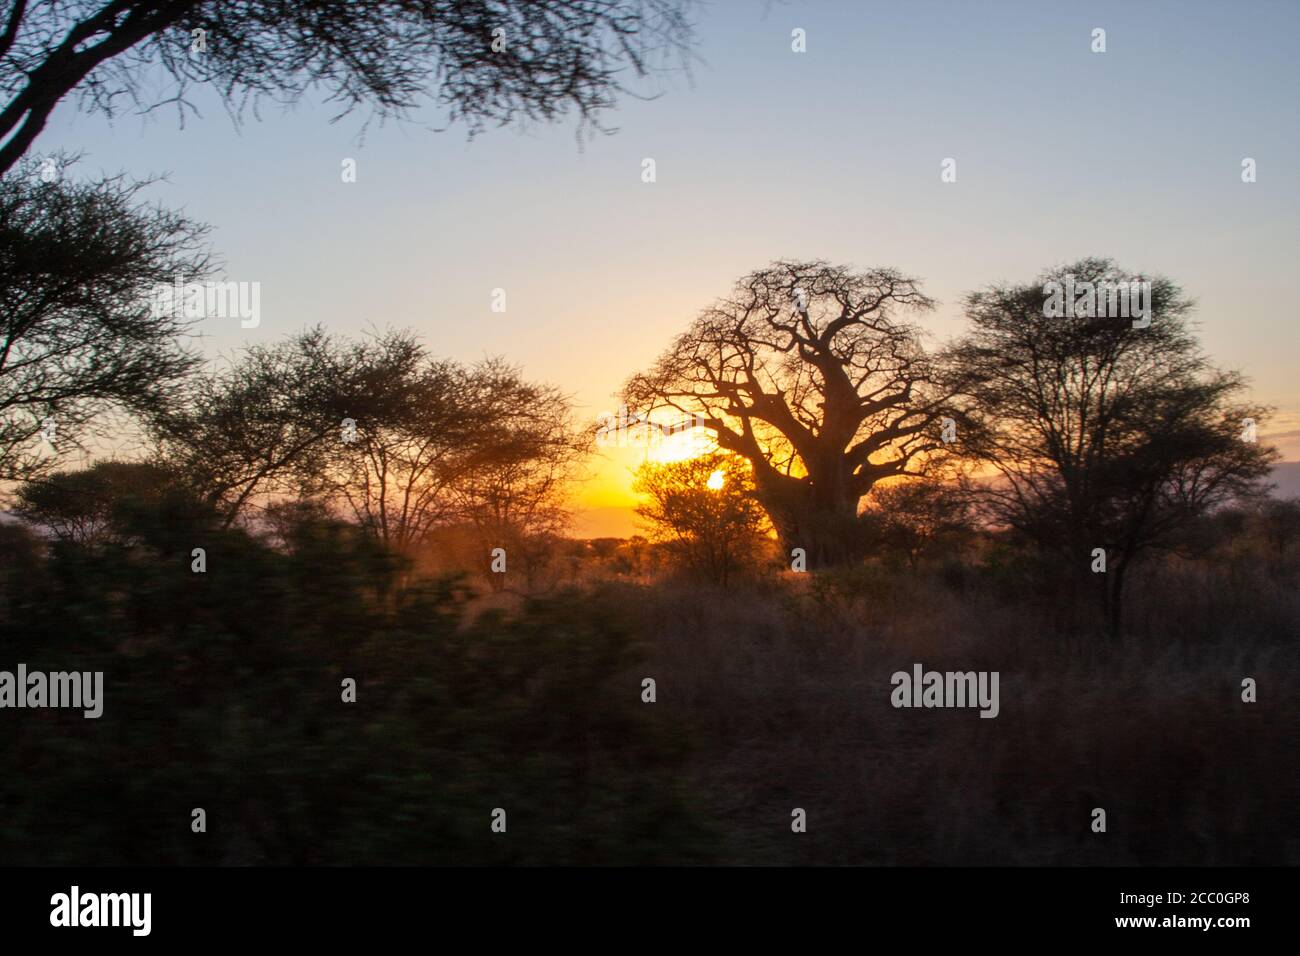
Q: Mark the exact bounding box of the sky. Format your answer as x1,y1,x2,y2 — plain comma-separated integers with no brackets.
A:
37,0,1300,535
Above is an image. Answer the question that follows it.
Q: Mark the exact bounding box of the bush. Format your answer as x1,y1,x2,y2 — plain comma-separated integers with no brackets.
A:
0,502,717,864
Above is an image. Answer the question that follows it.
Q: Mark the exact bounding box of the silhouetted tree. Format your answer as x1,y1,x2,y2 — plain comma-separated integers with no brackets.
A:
861,476,975,569
12,460,179,545
951,258,1277,635
152,326,424,520
1257,497,1300,563
623,260,959,565
449,368,592,587
0,0,694,174
0,154,208,481
155,327,588,549
633,451,769,586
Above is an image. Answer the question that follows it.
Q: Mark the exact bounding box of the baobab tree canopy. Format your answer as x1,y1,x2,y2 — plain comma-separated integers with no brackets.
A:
622,260,958,565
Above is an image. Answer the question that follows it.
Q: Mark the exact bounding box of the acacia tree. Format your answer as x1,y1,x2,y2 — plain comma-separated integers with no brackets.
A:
952,258,1277,635
12,460,180,546
316,357,585,551
151,326,421,521
154,327,588,550
449,371,592,586
0,154,208,481
623,260,959,565
633,451,768,586
0,0,693,174
860,476,976,569
311,355,482,549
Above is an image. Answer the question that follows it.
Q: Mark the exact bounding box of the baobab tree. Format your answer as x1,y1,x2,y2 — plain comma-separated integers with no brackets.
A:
622,260,960,565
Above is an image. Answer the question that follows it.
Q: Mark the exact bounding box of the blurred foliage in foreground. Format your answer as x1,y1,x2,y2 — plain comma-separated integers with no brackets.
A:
0,487,716,865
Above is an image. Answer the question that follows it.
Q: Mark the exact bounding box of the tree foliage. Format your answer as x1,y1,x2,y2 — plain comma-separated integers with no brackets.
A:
12,459,182,545
0,498,714,864
0,0,694,174
0,154,207,481
860,476,975,568
152,326,589,549
951,258,1277,632
633,450,769,586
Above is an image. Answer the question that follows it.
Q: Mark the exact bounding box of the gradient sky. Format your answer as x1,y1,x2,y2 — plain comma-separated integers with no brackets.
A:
38,0,1300,535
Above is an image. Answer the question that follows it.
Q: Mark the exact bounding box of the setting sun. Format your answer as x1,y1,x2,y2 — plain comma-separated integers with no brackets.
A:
706,469,726,491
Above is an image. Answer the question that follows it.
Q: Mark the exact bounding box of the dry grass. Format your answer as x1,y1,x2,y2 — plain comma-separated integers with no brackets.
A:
599,558,1300,865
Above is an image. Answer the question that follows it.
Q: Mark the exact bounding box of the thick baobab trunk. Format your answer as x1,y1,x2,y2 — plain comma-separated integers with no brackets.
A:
754,465,865,568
